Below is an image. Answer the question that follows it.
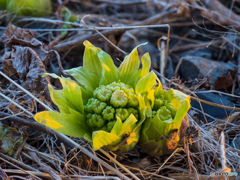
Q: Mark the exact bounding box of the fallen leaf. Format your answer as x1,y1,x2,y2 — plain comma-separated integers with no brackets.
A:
214,70,234,90
0,24,52,91
220,112,240,124
0,122,23,156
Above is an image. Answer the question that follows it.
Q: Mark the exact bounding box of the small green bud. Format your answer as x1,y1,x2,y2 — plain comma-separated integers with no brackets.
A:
106,82,120,91
116,108,129,121
85,98,96,113
128,108,139,120
93,85,105,98
97,89,112,102
102,106,115,121
153,98,164,110
95,114,106,128
87,114,106,128
158,106,172,121
92,99,107,114
120,83,134,94
127,93,139,107
87,118,95,128
86,113,93,119
110,90,128,108
152,111,157,118
165,102,176,118
107,120,116,132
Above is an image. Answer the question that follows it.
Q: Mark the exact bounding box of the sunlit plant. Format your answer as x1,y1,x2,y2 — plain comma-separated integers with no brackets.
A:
139,82,190,156
34,41,190,155
35,41,156,152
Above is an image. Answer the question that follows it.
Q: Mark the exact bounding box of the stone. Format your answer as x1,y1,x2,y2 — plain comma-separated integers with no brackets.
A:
179,56,236,85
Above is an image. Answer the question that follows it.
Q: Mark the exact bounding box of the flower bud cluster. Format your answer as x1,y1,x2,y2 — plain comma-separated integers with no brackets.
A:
152,97,176,121
85,82,139,131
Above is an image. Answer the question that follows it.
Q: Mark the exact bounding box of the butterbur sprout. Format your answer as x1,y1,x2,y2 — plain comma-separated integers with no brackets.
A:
34,40,190,155
139,84,191,156
34,41,155,152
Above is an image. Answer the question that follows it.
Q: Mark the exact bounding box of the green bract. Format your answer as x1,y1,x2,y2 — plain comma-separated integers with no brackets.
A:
34,40,156,152
139,82,191,156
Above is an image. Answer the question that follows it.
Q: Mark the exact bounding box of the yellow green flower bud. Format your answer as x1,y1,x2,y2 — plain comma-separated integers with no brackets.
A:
165,102,176,118
102,106,115,121
97,89,112,102
107,120,116,132
128,108,139,120
120,83,134,94
116,108,129,121
153,98,164,110
152,111,157,118
110,90,128,108
106,82,120,91
92,99,107,114
127,93,139,107
87,114,106,128
93,85,105,98
158,106,172,121
85,98,95,113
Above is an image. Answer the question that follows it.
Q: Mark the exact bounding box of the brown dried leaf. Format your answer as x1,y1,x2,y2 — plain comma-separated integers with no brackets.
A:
221,112,240,124
0,24,52,91
214,70,233,90
214,112,240,134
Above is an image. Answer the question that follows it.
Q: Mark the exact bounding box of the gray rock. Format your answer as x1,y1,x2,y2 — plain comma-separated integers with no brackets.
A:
191,91,236,120
180,49,212,59
179,56,236,85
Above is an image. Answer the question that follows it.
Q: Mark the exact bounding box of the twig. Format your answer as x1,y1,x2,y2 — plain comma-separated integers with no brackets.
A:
169,39,222,53
0,155,41,180
190,96,240,111
123,165,175,180
194,90,240,99
54,9,176,52
220,132,227,169
0,71,52,111
93,0,147,5
0,92,34,117
3,169,52,180
183,140,199,180
99,149,139,180
156,148,182,174
158,39,166,85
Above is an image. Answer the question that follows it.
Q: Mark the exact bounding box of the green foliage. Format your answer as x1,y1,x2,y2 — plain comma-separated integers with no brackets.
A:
34,40,191,155
139,87,190,156
0,0,7,9
35,41,152,152
84,82,139,132
5,0,52,17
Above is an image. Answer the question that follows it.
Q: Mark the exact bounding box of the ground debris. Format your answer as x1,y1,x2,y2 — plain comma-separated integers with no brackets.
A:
0,24,51,91
1,0,240,179
0,122,23,156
